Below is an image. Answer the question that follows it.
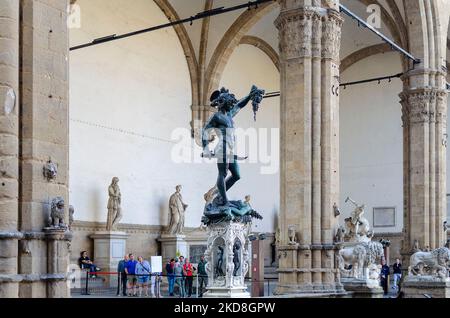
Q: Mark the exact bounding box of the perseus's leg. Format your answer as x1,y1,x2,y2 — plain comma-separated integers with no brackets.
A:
225,161,241,191
216,162,229,204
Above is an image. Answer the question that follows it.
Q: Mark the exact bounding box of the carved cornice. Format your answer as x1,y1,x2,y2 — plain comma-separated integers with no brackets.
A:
275,8,342,62
71,220,207,237
275,9,315,60
321,10,343,62
400,88,447,124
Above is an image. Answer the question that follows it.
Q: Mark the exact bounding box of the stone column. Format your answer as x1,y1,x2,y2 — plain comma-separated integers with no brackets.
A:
400,69,448,264
19,0,70,298
0,0,20,298
274,0,344,296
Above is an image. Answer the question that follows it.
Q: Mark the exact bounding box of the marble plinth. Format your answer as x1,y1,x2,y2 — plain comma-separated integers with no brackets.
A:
158,234,188,264
341,278,384,298
90,231,129,287
203,221,251,298
402,276,450,298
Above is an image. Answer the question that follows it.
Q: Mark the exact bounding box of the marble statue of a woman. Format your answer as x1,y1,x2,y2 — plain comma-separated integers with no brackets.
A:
106,177,122,231
166,185,188,235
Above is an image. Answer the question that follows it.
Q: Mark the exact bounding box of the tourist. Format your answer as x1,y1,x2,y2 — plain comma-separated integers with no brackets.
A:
125,253,138,296
197,255,208,297
392,258,402,290
166,259,176,296
183,258,195,297
174,258,185,298
117,254,129,296
135,256,151,297
78,251,100,278
179,255,186,290
380,258,390,295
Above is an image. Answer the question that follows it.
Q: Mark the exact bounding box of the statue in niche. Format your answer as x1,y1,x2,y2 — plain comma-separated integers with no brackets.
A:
166,185,188,235
215,246,225,277
48,197,66,229
288,225,297,245
106,177,122,231
412,240,421,253
334,226,345,243
201,86,265,226
232,241,241,276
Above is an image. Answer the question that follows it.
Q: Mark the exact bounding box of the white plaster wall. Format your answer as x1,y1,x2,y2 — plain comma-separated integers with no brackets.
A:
69,0,280,233
340,52,404,233
69,0,215,227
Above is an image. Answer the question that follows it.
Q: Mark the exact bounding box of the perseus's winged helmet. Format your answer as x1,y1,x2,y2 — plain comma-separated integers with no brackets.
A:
210,87,237,108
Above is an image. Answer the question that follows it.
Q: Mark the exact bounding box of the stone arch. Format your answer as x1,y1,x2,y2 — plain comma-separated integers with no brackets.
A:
340,43,393,74
239,35,280,72
153,0,200,106
203,1,278,105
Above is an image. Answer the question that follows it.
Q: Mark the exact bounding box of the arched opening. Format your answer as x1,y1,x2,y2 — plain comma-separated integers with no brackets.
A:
68,0,212,261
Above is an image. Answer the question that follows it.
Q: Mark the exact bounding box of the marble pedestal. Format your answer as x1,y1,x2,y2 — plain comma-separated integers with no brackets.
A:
203,221,251,298
90,231,129,287
402,277,450,298
341,278,384,298
158,234,188,264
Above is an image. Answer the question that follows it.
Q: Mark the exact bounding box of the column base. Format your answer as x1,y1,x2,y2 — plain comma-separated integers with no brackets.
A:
203,287,250,298
341,278,384,298
402,276,450,298
158,234,188,264
273,283,346,298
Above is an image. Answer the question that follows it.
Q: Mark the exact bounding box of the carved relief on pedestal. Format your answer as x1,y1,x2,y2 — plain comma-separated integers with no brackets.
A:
204,222,250,292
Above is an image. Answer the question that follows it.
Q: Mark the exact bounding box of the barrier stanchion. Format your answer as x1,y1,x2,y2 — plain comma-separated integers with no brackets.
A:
196,274,199,298
84,270,89,295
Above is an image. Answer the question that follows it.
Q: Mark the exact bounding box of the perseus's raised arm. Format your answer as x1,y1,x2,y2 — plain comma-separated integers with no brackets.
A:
230,85,263,117
230,94,253,118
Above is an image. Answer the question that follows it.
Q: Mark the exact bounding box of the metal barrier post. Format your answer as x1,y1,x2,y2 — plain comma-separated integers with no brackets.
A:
84,270,89,295
156,274,160,298
117,272,121,296
196,275,199,298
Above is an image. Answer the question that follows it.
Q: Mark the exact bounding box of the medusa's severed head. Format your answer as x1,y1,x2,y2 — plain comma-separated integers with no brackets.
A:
210,87,238,112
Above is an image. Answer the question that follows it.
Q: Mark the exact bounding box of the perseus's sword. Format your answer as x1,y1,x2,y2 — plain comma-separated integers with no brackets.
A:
201,151,248,161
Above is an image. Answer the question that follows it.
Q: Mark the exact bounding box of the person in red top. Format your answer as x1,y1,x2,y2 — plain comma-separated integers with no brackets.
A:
183,258,195,297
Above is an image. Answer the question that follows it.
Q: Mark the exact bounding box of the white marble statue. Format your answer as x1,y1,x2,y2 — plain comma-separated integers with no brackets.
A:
343,197,373,243
106,177,122,231
338,241,385,281
288,225,297,245
408,247,450,280
166,185,188,235
337,198,385,287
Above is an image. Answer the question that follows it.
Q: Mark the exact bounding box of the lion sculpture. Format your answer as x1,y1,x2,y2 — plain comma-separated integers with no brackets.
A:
408,247,450,279
49,197,66,228
338,241,384,279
